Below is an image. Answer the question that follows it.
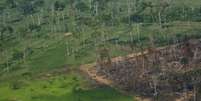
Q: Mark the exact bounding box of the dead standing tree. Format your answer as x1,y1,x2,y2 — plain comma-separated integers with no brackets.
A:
96,46,112,74
147,34,161,99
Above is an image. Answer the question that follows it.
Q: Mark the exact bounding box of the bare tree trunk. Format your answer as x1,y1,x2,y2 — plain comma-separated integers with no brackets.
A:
134,0,137,13
136,24,140,42
37,9,43,26
66,41,70,56
62,11,65,21
95,1,99,16
111,1,114,26
5,50,9,72
37,14,41,26
51,5,55,33
89,0,92,10
158,11,162,28
23,46,26,64
2,12,6,26
56,12,60,33
127,0,131,25
30,14,35,25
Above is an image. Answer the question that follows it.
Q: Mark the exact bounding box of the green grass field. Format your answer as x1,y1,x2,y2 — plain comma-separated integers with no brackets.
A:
0,73,134,101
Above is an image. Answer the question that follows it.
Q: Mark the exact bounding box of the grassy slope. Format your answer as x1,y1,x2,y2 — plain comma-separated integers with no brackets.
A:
0,73,133,101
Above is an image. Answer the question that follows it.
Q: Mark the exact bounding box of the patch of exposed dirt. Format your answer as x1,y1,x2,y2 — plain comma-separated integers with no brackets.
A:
80,39,201,101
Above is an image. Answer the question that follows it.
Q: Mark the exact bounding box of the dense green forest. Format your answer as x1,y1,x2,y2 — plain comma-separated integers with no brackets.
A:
0,0,201,101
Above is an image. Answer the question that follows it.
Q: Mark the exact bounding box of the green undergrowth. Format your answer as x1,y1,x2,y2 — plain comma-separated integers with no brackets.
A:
0,73,133,101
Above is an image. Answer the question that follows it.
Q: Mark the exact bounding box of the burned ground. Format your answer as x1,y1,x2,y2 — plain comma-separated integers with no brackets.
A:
84,39,201,97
